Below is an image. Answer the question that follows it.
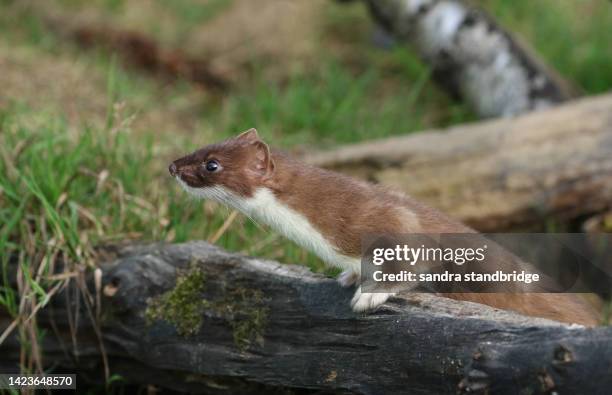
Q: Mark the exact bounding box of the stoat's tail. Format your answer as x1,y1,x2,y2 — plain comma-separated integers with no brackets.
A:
441,293,600,326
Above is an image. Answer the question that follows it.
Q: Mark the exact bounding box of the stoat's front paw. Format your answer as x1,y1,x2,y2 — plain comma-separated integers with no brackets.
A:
350,287,395,312
337,270,359,288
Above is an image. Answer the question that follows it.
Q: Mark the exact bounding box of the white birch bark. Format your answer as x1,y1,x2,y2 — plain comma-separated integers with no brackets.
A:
364,0,575,117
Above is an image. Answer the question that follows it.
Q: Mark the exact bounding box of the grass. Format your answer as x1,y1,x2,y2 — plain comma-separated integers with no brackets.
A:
0,97,331,376
153,0,232,28
0,90,332,267
479,0,612,94
213,59,474,146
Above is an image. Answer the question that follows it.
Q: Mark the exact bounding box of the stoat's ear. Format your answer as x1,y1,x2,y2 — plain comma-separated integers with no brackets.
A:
252,140,275,177
236,128,261,143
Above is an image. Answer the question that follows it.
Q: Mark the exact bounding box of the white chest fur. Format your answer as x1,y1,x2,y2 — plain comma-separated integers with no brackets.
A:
178,180,360,271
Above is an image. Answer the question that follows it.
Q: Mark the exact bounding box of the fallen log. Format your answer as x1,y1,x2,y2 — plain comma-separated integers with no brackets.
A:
1,242,611,394
361,0,575,117
306,93,612,232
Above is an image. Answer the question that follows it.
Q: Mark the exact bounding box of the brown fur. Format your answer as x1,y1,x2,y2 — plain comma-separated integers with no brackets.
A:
442,293,599,326
169,129,272,197
171,129,600,326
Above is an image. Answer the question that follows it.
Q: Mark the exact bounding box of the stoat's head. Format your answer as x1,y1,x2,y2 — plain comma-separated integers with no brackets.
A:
169,128,275,200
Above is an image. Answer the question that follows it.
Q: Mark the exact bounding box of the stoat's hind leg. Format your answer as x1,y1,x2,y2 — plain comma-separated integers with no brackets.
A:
350,286,396,312
337,270,359,288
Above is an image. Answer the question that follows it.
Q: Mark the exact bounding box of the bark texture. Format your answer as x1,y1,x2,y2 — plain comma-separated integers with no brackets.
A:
306,93,612,231
1,242,611,394
364,0,575,117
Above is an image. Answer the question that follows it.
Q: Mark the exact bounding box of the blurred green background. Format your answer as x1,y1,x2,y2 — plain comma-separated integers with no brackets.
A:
0,0,611,343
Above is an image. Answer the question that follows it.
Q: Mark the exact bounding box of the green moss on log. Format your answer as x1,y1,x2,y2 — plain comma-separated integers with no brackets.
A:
145,264,208,337
216,288,268,351
145,264,268,350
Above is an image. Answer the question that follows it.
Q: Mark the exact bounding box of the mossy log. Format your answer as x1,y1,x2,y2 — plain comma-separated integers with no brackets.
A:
307,93,612,232
2,242,612,394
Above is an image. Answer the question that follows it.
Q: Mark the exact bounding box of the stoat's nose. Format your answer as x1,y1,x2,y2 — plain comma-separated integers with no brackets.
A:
169,162,178,176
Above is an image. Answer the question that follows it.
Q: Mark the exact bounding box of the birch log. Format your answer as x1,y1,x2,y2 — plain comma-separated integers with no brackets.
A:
307,93,612,231
363,0,575,117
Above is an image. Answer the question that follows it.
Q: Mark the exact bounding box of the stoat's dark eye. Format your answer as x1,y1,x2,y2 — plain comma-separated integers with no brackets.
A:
204,159,220,172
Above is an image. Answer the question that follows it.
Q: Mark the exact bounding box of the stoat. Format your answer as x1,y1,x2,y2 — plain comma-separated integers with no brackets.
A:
169,129,599,326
